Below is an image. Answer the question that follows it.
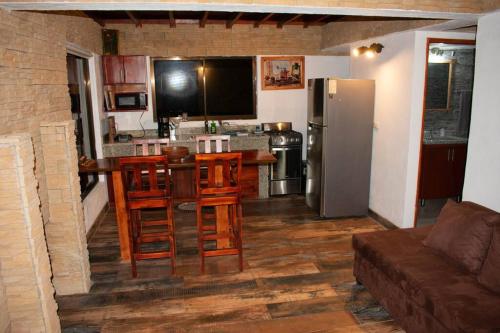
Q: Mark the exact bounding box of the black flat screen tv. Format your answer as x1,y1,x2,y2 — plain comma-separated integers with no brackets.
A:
153,57,256,120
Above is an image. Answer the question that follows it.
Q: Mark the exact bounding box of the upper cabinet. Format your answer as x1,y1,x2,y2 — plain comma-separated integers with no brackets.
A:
103,55,147,85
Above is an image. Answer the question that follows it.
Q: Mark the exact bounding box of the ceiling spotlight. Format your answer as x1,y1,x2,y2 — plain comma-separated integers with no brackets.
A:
369,43,384,54
353,43,384,58
353,46,368,57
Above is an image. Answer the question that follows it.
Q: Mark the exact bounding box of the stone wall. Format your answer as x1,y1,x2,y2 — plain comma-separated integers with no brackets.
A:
424,49,475,136
0,268,10,333
107,23,326,56
321,19,443,50
40,121,91,295
0,134,60,333
0,8,102,224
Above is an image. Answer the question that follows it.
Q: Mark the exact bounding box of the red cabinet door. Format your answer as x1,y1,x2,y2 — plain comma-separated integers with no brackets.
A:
451,144,468,195
123,56,147,84
103,56,124,84
420,144,453,199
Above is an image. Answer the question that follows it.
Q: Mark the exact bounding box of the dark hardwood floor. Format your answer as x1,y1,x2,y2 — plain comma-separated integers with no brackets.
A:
58,196,403,333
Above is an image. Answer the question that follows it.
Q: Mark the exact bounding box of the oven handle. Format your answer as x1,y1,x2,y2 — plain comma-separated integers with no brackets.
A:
271,146,301,151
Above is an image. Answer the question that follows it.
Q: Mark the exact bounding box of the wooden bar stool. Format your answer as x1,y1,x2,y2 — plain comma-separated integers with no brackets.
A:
195,135,231,153
133,138,170,156
119,155,175,277
195,152,243,273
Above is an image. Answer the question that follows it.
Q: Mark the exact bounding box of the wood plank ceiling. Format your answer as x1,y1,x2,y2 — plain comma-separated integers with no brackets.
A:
80,10,418,29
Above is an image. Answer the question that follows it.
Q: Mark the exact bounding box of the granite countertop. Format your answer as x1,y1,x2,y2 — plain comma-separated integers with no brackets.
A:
423,136,468,145
104,133,269,145
102,133,270,158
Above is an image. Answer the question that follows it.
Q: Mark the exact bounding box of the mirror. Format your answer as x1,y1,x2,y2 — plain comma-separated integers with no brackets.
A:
425,61,453,111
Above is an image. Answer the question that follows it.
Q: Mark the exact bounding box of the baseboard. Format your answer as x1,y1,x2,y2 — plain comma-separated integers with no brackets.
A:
86,203,109,242
368,209,398,230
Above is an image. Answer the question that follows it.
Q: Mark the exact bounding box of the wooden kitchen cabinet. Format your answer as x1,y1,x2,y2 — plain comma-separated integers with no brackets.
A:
419,143,467,200
103,55,147,85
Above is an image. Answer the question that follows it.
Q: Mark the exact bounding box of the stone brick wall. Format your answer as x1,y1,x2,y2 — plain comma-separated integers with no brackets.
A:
424,49,475,135
0,134,60,333
0,268,10,333
0,8,102,224
40,121,91,295
107,23,326,56
321,19,444,50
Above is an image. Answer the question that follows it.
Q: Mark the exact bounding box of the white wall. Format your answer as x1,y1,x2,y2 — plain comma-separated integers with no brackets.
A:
463,12,500,213
350,30,475,228
84,54,109,233
350,31,417,228
109,55,350,157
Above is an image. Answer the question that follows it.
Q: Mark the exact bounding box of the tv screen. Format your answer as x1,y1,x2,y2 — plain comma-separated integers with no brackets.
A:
153,57,255,120
154,60,204,118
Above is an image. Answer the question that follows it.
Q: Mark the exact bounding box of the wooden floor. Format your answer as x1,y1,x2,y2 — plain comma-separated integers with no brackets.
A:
58,196,403,333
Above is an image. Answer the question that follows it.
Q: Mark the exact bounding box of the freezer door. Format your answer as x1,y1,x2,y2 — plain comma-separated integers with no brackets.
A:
305,122,324,213
307,79,326,126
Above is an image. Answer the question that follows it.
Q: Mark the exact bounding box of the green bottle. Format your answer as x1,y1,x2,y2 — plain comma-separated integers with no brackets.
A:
210,121,217,134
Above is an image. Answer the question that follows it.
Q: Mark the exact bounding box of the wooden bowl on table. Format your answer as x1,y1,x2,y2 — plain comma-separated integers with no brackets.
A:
161,146,189,162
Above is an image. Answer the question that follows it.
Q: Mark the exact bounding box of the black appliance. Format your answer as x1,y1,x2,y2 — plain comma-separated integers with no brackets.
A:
114,92,147,110
152,57,255,120
263,122,303,196
157,116,169,138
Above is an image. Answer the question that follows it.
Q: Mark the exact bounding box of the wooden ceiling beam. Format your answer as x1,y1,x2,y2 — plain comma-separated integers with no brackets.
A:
254,13,273,28
303,15,329,28
226,12,243,29
83,11,105,27
168,11,176,28
277,14,302,28
125,11,141,27
200,11,209,28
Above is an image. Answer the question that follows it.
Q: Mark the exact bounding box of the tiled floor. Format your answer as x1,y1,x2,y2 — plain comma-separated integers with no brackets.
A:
58,196,403,333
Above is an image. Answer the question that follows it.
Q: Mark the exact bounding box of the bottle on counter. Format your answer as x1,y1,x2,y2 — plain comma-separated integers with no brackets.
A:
210,121,217,134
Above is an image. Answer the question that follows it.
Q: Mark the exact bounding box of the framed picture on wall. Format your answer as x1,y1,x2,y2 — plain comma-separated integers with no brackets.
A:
261,56,305,90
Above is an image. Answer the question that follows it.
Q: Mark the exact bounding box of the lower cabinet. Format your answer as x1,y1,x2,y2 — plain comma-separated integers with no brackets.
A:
419,143,467,200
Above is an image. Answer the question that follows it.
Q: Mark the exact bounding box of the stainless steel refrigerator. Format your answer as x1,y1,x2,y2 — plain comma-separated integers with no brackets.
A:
306,78,375,217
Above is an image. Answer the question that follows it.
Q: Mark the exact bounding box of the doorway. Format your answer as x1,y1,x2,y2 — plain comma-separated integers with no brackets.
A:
414,39,476,227
66,53,98,198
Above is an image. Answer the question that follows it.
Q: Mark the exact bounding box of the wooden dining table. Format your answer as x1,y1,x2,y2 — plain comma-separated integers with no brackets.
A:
79,149,276,261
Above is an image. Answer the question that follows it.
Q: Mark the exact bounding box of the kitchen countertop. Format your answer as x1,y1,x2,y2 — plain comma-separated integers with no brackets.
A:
423,136,468,145
103,133,270,158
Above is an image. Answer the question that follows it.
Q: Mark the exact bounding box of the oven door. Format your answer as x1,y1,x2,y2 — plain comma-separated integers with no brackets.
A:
270,146,302,181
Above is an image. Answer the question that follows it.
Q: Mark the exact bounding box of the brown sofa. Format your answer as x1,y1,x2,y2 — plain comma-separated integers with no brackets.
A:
353,201,500,333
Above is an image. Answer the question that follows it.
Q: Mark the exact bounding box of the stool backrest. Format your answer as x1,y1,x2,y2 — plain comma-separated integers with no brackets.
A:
195,135,231,153
119,155,171,200
195,152,242,197
133,138,170,156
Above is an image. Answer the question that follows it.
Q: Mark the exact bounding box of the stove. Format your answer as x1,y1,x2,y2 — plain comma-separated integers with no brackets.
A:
262,122,303,196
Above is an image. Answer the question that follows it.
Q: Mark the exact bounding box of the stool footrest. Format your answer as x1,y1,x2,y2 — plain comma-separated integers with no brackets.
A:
201,232,233,241
135,251,173,260
142,219,171,227
202,249,239,257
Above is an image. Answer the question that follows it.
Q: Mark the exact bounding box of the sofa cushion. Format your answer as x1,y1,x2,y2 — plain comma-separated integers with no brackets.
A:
478,225,500,294
353,227,500,332
423,200,495,274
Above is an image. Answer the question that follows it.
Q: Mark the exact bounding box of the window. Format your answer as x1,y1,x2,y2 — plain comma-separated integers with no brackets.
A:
66,54,97,198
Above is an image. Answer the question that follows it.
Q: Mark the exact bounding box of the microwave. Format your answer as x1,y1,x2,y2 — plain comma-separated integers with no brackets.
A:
114,92,147,110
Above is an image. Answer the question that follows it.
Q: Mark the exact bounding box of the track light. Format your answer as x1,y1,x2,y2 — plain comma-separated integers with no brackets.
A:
353,43,384,58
